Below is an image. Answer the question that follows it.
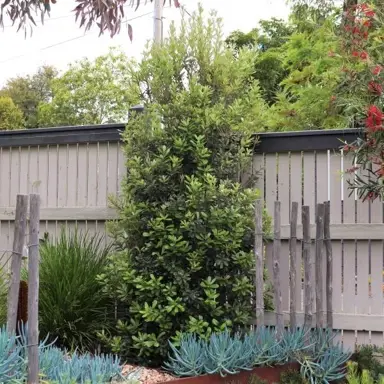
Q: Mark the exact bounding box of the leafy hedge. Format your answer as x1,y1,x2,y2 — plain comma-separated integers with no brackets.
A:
98,6,273,366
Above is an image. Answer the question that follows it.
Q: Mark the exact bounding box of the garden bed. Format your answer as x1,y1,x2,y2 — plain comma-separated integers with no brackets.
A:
158,363,299,384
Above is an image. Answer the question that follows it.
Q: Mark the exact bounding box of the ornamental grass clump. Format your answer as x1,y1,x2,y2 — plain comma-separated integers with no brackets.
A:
32,230,113,352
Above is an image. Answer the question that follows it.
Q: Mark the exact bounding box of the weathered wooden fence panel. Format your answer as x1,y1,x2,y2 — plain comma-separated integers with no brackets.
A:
253,130,384,350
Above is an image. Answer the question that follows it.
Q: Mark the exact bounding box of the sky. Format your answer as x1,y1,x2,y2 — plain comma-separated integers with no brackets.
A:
0,0,290,86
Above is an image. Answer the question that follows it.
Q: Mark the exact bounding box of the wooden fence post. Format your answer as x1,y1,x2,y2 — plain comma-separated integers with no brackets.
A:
315,203,325,328
254,200,264,326
302,205,313,330
273,201,283,336
7,194,28,334
324,201,333,329
289,202,298,331
28,194,40,384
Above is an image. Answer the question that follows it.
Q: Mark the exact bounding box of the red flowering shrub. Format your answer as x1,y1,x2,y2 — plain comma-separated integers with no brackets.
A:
341,3,384,201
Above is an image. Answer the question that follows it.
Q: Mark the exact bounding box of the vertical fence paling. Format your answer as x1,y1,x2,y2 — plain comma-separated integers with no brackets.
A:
28,194,40,384
273,201,283,336
324,201,333,329
289,202,298,330
315,203,325,328
302,205,313,329
254,200,264,326
7,194,28,334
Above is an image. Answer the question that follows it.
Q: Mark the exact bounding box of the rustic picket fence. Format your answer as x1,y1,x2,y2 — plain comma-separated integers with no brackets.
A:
255,200,333,335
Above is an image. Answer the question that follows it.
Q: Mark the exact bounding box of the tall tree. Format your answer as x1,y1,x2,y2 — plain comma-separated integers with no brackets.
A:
38,50,137,127
226,18,292,105
0,96,24,130
0,66,58,128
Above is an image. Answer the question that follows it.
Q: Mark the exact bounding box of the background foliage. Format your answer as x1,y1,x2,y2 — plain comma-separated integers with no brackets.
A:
38,50,136,127
0,66,57,129
0,96,24,130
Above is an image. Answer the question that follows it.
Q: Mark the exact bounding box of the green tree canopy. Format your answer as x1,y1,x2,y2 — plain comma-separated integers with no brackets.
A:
0,66,58,128
0,96,24,130
226,1,370,130
226,18,292,105
38,50,137,127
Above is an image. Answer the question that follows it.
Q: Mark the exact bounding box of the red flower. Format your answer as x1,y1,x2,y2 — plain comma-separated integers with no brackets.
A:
363,20,372,27
372,65,383,75
364,9,375,17
376,167,384,178
366,105,384,132
352,50,360,57
364,191,379,202
360,51,369,60
352,26,361,34
368,81,383,95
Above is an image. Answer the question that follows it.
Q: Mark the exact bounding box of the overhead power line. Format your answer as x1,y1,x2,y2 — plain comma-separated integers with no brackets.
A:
2,12,75,28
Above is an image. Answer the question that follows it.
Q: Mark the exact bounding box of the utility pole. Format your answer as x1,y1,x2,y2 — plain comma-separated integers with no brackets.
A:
153,0,163,44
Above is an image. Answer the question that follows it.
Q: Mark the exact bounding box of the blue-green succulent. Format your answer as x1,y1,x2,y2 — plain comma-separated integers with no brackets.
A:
0,323,123,383
165,327,352,384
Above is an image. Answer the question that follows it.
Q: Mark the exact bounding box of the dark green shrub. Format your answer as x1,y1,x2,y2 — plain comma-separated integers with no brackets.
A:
35,230,112,352
352,345,384,382
99,6,272,366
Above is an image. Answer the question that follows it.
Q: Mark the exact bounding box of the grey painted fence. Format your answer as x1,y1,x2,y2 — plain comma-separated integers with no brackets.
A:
0,124,380,350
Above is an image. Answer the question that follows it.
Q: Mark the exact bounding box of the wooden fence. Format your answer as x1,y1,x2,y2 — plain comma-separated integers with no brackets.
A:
0,125,381,350
256,200,334,336
0,125,125,261
253,130,384,350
